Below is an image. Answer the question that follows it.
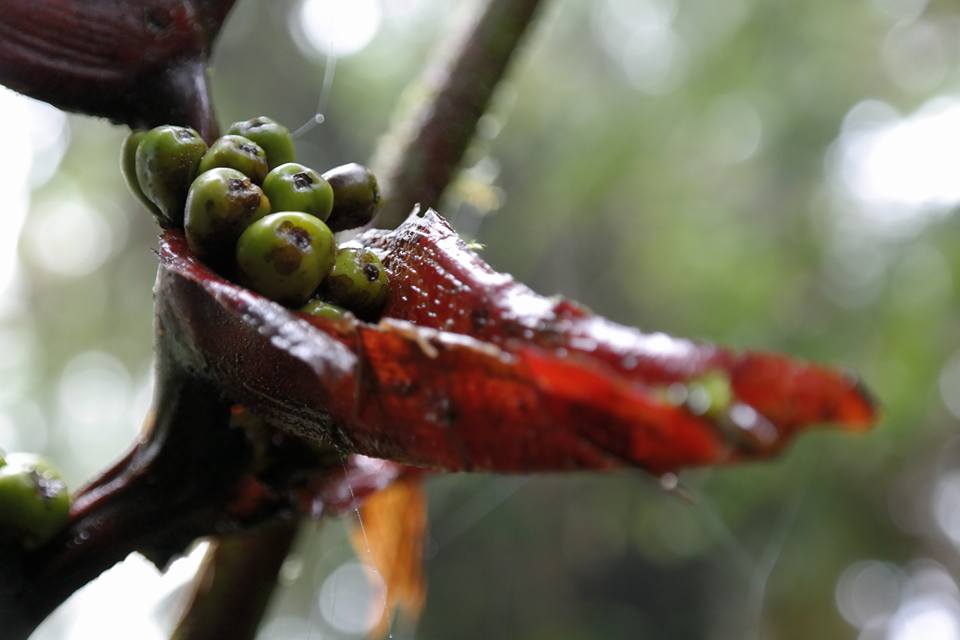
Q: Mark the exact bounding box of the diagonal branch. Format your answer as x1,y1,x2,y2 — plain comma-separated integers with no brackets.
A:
0,330,266,639
372,0,546,229
0,0,235,140
170,521,301,640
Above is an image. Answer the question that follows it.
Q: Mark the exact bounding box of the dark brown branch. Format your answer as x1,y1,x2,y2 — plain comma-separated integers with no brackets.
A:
169,453,411,639
0,0,234,140
171,520,301,640
0,327,265,639
137,58,222,143
372,0,546,229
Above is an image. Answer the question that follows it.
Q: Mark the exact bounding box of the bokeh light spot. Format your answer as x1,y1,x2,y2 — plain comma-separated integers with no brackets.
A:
882,21,947,95
836,97,960,213
835,560,902,629
869,0,928,23
938,354,960,422
58,351,134,481
932,471,960,549
887,597,960,640
703,94,763,164
318,562,386,635
593,0,687,94
294,0,382,58
23,200,113,277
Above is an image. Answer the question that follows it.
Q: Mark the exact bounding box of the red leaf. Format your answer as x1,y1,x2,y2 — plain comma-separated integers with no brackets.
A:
156,209,876,475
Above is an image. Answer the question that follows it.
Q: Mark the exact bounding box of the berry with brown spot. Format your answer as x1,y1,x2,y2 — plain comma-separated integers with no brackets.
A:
135,125,207,226
226,116,296,169
236,212,336,306
262,163,333,222
185,168,271,271
197,135,269,184
322,247,389,319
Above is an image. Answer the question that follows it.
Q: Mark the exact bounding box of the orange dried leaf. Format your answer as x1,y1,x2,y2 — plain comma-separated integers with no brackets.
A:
349,475,427,639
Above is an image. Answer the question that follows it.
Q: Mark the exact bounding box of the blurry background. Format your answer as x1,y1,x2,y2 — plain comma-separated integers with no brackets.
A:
3,0,959,637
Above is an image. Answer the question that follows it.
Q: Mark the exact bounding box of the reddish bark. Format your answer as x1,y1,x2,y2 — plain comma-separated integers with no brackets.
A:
0,0,234,140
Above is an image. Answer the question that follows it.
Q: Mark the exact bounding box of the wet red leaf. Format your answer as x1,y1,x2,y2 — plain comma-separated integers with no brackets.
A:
156,209,876,476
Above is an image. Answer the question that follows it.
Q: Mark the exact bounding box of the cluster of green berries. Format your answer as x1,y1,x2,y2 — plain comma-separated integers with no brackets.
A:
0,452,70,548
121,117,390,318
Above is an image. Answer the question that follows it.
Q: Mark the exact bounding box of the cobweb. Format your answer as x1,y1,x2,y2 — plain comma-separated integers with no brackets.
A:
688,475,806,640
291,54,338,141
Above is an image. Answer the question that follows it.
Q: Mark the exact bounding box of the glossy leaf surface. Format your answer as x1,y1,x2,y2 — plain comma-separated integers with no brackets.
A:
156,209,876,475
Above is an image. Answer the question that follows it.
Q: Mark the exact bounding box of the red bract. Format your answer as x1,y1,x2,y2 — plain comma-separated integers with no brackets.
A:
157,208,876,476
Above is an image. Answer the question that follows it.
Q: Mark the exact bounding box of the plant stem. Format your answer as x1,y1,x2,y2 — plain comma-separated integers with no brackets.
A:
0,331,254,639
372,0,546,229
171,520,301,640
0,0,233,141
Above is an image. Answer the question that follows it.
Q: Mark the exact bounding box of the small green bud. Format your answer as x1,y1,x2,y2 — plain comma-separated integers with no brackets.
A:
135,125,208,226
322,247,389,320
0,453,70,548
322,163,381,232
651,371,734,419
226,117,296,169
686,371,734,417
299,299,349,320
185,168,271,271
197,135,270,184
120,130,163,218
236,212,336,306
262,163,334,222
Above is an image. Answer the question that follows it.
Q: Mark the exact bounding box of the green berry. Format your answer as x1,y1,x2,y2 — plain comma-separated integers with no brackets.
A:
686,371,734,418
197,135,269,184
262,163,333,222
0,453,70,548
120,130,163,218
236,212,336,306
185,168,271,271
300,299,349,320
135,125,207,227
226,117,296,169
322,247,389,319
322,163,381,232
